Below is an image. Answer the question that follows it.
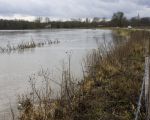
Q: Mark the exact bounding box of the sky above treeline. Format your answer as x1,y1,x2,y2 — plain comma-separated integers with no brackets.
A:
0,0,149,21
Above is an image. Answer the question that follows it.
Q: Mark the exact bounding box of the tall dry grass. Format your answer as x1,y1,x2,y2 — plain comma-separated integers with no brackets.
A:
15,30,149,120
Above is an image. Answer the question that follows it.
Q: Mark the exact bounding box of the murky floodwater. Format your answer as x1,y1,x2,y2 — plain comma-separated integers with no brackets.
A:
0,29,113,118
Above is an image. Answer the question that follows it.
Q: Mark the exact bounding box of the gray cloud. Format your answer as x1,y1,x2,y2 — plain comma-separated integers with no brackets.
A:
0,0,149,19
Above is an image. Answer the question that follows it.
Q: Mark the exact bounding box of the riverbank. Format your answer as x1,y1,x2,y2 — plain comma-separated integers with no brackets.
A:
73,29,148,120
17,29,148,120
64,29,147,120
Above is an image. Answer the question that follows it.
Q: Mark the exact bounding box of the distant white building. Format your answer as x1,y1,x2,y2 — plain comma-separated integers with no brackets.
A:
93,17,101,22
127,26,132,29
45,24,51,28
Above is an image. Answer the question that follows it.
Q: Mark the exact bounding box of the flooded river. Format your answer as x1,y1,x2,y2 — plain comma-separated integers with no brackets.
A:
0,29,113,118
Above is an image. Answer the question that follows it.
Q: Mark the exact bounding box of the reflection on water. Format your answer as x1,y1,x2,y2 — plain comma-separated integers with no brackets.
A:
0,29,113,117
111,31,127,46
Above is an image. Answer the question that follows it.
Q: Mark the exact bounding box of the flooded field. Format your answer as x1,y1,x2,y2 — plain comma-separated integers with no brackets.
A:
0,29,113,117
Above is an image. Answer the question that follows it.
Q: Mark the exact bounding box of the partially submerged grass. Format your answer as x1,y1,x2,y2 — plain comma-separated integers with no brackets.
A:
77,30,148,120
16,30,148,120
0,39,60,54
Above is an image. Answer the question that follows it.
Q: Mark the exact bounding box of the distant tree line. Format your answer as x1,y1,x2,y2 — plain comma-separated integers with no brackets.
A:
0,19,46,29
110,11,150,28
49,21,97,28
0,12,150,29
0,19,98,29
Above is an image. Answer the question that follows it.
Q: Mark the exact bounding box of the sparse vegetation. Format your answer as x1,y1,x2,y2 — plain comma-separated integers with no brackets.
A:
15,29,149,120
0,39,60,53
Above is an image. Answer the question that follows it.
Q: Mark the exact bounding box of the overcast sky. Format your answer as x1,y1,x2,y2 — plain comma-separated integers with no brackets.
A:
0,0,150,20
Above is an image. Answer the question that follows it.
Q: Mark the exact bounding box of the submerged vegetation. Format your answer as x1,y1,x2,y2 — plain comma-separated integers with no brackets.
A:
0,39,60,53
13,29,149,120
